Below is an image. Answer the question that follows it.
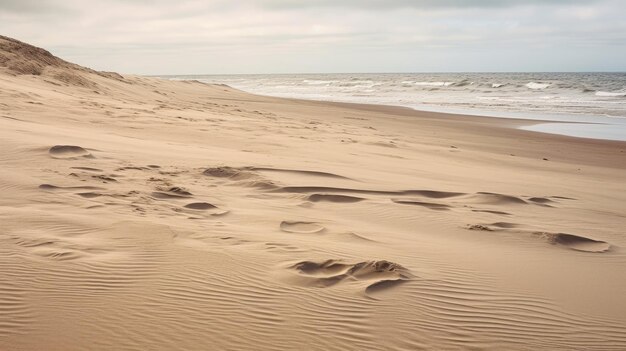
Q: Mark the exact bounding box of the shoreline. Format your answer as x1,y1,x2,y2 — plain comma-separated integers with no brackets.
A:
201,81,626,145
171,77,626,142
158,71,626,142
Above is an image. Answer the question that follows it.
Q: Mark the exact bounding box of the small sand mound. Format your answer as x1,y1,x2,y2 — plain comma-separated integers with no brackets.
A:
280,221,325,234
308,194,364,203
184,202,217,210
538,232,611,253
49,145,92,159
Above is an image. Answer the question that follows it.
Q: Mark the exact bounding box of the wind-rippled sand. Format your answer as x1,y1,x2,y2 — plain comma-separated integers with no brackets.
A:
1,35,626,350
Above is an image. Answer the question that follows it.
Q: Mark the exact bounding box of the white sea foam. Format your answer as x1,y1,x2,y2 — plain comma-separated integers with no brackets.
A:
595,91,626,97
414,82,454,87
525,82,551,90
492,83,505,88
303,80,336,85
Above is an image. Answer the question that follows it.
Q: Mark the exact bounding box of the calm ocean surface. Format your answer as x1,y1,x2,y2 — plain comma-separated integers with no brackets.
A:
163,73,626,141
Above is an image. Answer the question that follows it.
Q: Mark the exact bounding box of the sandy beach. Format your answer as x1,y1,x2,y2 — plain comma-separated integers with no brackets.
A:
2,35,626,350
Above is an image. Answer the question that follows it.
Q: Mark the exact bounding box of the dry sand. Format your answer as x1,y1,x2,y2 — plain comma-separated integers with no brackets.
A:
1,35,626,350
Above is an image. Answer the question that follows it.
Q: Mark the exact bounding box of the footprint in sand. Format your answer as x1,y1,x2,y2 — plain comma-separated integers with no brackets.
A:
468,192,527,205
182,202,228,217
467,224,613,253
287,259,412,296
251,167,351,180
536,232,611,253
526,197,557,207
203,166,254,180
184,202,217,210
471,209,512,216
264,242,300,252
280,221,325,234
167,187,193,196
76,192,103,198
392,199,451,211
70,167,103,172
467,224,494,231
465,223,518,231
49,145,93,159
308,194,364,203
151,192,187,199
39,184,105,191
151,188,192,199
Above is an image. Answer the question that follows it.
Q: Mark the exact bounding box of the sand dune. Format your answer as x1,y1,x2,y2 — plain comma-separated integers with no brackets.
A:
2,35,626,350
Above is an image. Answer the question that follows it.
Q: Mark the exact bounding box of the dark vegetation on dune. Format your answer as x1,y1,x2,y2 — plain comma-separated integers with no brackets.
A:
0,35,124,86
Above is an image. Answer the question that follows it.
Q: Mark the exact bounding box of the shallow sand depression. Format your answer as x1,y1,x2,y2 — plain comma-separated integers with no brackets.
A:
1,35,626,350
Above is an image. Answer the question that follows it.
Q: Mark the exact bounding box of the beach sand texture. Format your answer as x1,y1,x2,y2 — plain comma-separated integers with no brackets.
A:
1,35,626,350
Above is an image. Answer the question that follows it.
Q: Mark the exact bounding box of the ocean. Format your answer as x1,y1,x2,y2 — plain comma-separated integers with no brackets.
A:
163,73,626,141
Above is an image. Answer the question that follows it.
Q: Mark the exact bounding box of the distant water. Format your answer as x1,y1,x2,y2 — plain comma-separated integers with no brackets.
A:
162,73,626,141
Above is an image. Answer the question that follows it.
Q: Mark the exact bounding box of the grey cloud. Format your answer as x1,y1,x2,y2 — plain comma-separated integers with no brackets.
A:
0,0,605,14
256,0,598,9
0,0,623,74
0,0,71,13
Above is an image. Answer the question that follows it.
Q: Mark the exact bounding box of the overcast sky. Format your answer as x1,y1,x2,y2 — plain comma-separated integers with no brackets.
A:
1,0,625,74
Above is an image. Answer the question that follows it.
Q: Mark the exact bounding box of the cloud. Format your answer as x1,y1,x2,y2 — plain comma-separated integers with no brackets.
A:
0,0,604,14
0,0,72,13
0,0,624,74
255,0,598,10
